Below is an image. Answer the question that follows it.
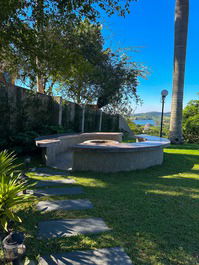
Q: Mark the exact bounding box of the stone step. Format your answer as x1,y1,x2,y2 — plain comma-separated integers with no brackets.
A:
38,218,110,239
37,199,93,212
31,168,68,177
33,187,83,197
38,247,133,265
35,178,75,188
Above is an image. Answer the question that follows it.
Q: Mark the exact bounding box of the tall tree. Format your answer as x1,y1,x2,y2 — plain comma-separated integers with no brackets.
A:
0,0,137,93
58,41,146,114
35,0,45,93
170,0,189,144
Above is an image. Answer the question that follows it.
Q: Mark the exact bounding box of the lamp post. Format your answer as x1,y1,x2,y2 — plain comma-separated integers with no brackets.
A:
160,89,168,137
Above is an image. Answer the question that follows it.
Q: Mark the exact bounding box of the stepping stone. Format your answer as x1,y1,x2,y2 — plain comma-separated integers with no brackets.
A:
34,187,83,197
35,179,75,188
31,168,68,177
37,199,93,212
38,247,133,265
38,218,110,238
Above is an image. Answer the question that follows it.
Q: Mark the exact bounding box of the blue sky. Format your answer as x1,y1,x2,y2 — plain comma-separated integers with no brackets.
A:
100,0,198,113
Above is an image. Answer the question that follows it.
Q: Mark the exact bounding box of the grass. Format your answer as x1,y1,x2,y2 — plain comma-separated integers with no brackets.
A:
12,144,199,264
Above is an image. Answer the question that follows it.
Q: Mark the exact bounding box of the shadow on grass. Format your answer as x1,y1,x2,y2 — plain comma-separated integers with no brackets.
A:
71,152,198,183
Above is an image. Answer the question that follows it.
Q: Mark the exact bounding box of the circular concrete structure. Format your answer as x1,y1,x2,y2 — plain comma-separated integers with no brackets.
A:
71,135,170,173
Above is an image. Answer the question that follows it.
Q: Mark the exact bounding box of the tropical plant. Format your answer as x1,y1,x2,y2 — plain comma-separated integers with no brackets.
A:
0,151,18,177
170,0,189,144
0,151,35,231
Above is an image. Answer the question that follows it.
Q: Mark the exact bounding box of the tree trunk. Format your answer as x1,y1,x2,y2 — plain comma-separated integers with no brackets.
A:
0,72,16,85
35,0,45,94
170,0,189,144
36,57,45,93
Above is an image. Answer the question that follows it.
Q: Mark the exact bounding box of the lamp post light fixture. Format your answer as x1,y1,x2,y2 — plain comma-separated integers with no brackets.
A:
160,89,168,137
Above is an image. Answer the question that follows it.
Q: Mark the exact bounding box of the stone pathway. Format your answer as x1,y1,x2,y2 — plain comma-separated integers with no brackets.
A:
37,199,93,212
31,168,69,177
34,187,83,197
35,179,75,188
38,218,110,238
34,168,133,264
38,247,133,265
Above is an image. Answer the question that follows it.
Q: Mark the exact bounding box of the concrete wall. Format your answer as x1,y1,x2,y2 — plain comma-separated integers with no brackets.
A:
36,132,123,166
72,147,164,173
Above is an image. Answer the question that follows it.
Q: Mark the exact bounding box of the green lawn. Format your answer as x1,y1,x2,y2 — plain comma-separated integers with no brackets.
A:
15,144,199,265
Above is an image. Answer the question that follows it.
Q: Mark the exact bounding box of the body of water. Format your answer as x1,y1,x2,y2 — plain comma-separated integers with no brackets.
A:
133,119,156,126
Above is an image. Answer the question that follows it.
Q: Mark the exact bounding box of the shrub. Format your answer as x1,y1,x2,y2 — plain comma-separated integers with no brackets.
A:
183,114,199,143
0,151,35,231
128,122,143,134
183,100,199,143
128,121,169,138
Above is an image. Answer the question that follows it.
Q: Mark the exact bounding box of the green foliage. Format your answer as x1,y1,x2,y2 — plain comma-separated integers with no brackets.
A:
0,86,70,154
96,52,145,111
146,126,169,138
128,121,143,134
9,131,40,154
0,151,19,177
183,100,199,119
1,0,136,89
60,43,145,114
0,151,35,231
183,100,199,143
128,121,169,138
5,127,68,155
1,0,143,116
57,20,105,103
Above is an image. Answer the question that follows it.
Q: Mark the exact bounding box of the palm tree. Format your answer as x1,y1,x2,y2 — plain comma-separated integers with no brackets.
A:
170,0,189,144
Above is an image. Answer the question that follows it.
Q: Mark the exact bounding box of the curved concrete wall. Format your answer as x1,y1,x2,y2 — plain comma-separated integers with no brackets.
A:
72,147,163,172
35,132,123,166
71,135,170,173
35,133,170,172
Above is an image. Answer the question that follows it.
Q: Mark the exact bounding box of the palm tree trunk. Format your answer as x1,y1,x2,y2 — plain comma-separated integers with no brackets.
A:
170,0,189,144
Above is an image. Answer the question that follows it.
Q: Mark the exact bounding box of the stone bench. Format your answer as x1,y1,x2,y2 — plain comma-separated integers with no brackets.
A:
71,134,170,172
35,132,123,167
